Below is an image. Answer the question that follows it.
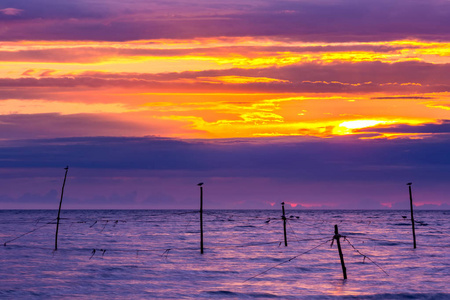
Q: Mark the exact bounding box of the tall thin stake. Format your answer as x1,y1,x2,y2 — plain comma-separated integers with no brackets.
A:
408,182,416,249
198,182,204,254
281,202,287,246
54,166,69,251
334,224,347,280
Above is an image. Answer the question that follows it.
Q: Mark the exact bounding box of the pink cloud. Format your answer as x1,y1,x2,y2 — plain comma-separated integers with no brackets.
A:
39,70,57,77
0,8,23,16
21,69,36,76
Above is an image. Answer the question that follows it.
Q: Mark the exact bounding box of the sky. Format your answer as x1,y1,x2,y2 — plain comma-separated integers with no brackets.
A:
1,0,449,209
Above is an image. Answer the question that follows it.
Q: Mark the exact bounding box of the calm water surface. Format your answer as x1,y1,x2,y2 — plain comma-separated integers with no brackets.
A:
0,210,449,299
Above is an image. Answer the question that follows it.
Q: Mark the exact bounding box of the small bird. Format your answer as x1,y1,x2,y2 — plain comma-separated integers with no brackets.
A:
197,182,204,186
407,182,412,185
64,166,69,170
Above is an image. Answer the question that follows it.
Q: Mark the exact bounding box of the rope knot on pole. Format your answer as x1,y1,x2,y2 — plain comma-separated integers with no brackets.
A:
333,234,346,241
333,234,341,240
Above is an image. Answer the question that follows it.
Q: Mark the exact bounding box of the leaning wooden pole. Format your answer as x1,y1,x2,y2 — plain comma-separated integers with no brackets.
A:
281,202,287,247
55,166,69,251
198,182,204,254
408,183,417,249
334,224,347,280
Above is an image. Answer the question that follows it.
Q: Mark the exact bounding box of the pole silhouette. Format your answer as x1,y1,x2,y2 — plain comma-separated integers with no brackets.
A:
407,182,416,249
281,202,287,246
55,166,69,251
198,182,204,254
334,225,347,280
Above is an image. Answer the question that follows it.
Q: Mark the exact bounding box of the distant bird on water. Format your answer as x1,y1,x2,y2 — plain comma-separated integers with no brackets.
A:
197,182,204,186
407,182,412,185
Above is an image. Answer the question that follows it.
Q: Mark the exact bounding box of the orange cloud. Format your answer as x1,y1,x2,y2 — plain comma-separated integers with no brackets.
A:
1,37,450,140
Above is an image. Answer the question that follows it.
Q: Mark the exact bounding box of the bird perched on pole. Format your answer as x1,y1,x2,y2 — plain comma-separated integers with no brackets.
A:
407,182,412,185
197,182,204,186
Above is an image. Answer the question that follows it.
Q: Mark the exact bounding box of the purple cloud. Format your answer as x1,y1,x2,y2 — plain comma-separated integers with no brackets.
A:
0,135,449,208
1,0,449,41
357,120,450,134
0,113,152,139
2,61,449,94
2,135,450,180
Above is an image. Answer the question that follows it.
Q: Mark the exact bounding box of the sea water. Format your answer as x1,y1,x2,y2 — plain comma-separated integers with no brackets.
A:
0,210,449,299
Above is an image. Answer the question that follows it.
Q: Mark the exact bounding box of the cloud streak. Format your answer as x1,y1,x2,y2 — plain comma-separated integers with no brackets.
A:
358,120,450,134
2,61,450,96
1,1,450,41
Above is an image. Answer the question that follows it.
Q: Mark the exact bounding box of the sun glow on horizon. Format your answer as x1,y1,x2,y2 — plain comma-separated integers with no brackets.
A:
336,120,394,134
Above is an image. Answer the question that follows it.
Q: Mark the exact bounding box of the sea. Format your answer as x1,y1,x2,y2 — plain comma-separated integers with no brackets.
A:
0,210,449,299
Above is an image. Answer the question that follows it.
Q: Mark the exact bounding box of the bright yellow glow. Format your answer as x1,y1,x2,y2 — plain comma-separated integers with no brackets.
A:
334,120,395,135
339,119,391,129
1,88,445,139
360,133,431,140
425,102,450,111
196,76,290,84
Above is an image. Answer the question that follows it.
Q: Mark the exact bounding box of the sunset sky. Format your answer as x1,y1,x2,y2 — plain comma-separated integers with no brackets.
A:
1,0,449,209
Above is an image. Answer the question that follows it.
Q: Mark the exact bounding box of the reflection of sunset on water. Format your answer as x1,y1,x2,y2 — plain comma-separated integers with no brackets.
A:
1,210,448,298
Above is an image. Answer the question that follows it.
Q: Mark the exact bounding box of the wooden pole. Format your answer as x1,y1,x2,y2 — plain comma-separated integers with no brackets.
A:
198,182,204,254
281,202,287,247
334,224,347,280
55,166,69,251
408,183,416,249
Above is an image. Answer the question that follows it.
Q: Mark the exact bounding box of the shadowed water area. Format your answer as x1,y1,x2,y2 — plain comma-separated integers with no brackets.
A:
1,210,449,299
